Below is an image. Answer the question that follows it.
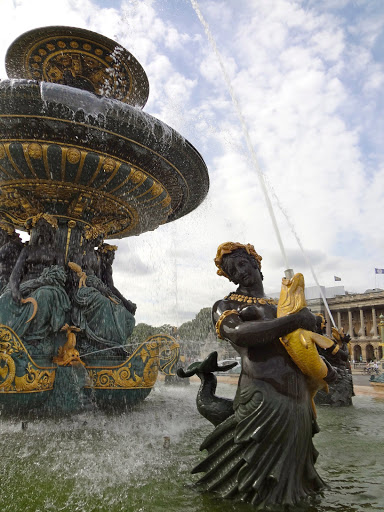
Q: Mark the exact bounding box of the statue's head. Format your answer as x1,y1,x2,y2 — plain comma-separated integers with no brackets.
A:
27,213,58,230
316,314,326,334
214,242,263,282
84,224,105,245
27,214,58,244
0,219,15,243
99,243,118,264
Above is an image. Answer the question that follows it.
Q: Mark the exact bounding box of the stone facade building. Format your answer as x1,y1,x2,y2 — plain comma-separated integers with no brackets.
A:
307,289,384,362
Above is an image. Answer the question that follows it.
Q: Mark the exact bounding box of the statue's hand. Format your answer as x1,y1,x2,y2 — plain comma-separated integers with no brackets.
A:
123,299,137,315
296,307,316,332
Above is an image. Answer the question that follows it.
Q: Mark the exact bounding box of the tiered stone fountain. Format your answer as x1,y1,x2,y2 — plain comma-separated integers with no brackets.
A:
0,26,209,415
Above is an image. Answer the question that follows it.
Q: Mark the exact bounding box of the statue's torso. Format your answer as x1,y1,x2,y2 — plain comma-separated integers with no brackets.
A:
217,298,308,400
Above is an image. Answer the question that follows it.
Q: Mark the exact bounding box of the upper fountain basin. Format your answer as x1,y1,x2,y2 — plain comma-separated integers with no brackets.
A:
5,25,150,108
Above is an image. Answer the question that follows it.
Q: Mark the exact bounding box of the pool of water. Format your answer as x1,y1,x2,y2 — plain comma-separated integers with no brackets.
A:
1,382,383,512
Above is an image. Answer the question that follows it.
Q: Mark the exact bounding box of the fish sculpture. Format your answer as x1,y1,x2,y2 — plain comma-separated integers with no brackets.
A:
277,273,337,413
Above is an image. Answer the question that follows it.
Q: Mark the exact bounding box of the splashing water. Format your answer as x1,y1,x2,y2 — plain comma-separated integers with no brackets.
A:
190,0,337,326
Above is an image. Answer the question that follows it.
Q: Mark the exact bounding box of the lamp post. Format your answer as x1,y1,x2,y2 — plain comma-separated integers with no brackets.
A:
379,314,384,369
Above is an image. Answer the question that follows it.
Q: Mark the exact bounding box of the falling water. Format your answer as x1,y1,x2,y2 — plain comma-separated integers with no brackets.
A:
190,0,336,325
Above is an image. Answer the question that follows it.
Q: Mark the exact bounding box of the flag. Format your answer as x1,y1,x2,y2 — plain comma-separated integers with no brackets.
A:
334,276,341,281
375,268,384,274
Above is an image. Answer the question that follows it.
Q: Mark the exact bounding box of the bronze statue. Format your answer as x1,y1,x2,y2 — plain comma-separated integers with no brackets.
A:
183,242,335,508
99,243,137,315
0,214,70,344
314,316,354,406
0,220,24,293
69,229,135,354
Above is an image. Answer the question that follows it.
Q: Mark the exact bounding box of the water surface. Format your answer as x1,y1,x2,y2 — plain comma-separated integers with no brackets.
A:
1,382,383,512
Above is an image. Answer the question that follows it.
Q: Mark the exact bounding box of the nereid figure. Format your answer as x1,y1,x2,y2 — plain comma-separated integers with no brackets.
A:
192,242,327,508
70,228,135,353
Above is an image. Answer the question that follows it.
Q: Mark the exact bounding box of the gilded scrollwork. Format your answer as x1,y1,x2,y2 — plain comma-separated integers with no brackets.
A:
157,336,180,376
0,325,56,393
85,338,162,389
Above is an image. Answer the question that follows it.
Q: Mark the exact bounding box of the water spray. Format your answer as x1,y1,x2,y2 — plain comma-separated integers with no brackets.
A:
190,0,336,327
190,0,290,273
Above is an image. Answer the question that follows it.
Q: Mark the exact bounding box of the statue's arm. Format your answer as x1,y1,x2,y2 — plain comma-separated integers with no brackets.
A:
103,264,137,315
213,300,316,347
9,246,28,302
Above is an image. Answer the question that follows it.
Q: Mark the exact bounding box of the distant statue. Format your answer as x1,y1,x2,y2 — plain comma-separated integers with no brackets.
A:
184,242,334,508
69,227,135,354
0,220,24,293
314,316,354,406
0,214,70,344
80,225,104,277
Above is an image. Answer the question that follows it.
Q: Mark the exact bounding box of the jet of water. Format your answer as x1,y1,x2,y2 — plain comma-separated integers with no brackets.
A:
190,0,336,327
190,0,289,271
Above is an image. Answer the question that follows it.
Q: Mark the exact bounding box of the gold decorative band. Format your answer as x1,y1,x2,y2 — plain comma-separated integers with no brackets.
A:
227,293,277,305
331,344,340,356
215,309,239,340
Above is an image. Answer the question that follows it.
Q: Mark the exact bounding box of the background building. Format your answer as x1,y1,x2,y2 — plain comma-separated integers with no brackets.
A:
307,287,384,362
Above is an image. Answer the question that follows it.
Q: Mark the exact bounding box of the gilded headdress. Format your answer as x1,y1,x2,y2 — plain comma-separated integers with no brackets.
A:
99,243,118,253
214,242,262,279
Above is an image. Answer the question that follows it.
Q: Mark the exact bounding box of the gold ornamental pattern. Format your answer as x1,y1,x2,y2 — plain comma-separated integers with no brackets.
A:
0,325,56,393
86,340,160,389
158,335,180,376
6,27,149,107
0,140,173,237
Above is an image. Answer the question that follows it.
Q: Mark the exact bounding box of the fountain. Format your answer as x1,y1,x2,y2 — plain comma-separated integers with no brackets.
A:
0,26,209,416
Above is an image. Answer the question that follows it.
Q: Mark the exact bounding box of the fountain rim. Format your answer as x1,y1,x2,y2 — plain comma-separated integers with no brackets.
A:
0,79,210,238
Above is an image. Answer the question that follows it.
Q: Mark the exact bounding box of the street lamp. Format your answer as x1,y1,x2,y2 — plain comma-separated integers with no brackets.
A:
379,314,384,368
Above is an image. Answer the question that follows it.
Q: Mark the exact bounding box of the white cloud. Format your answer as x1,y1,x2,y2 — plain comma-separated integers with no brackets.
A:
0,0,383,326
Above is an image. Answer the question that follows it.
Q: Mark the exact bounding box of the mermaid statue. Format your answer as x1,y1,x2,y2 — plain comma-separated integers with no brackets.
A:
180,242,337,508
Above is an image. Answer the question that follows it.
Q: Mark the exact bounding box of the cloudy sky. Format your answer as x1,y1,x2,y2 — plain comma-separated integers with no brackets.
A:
1,0,383,326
